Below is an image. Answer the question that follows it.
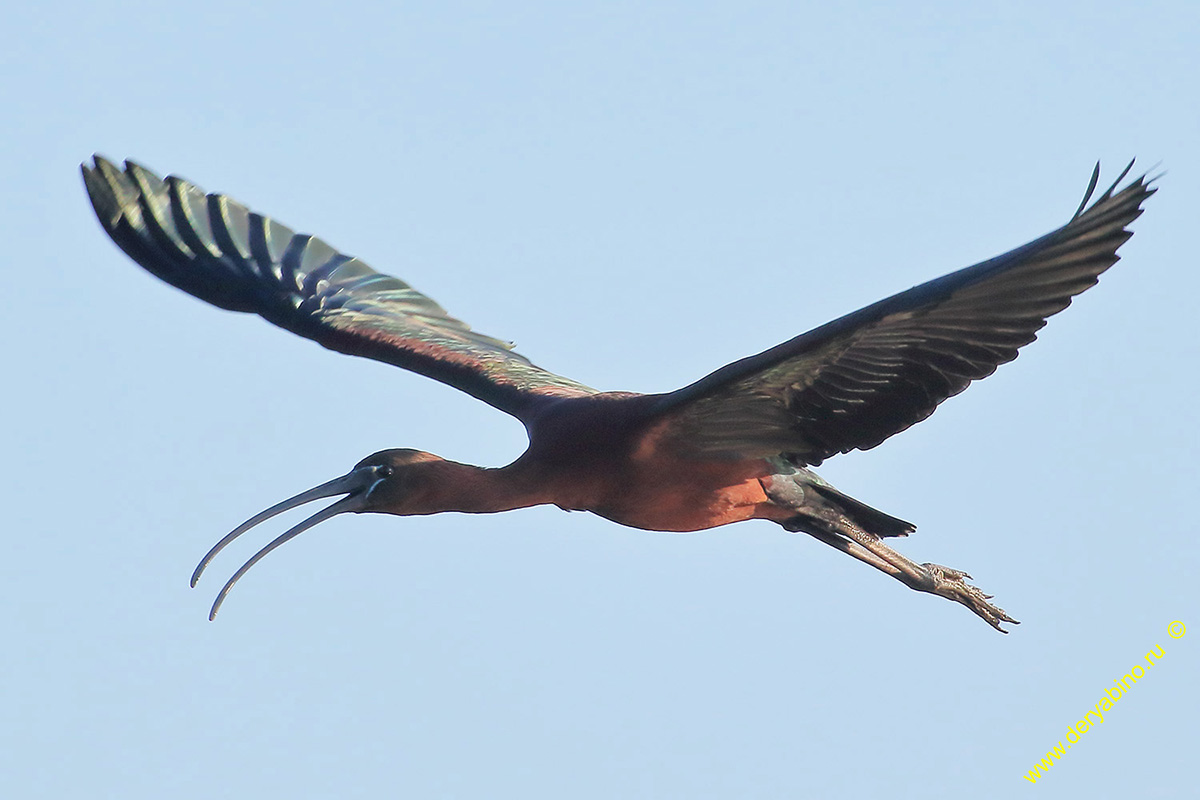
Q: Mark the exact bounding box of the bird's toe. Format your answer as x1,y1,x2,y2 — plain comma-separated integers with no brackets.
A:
921,562,1019,633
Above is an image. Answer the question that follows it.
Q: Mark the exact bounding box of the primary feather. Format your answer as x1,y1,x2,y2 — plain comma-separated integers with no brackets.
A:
650,163,1154,464
82,156,596,423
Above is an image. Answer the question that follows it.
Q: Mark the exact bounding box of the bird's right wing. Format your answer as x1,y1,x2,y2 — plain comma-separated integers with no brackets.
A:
83,157,597,423
647,163,1155,465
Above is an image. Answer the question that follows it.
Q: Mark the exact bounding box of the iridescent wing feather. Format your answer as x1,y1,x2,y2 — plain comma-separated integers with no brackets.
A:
83,157,596,422
650,164,1155,465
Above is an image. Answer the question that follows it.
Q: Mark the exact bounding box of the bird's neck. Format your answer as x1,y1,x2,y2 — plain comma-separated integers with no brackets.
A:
414,460,558,515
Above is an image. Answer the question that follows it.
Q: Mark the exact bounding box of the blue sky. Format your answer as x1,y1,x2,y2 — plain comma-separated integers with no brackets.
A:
2,1,1197,797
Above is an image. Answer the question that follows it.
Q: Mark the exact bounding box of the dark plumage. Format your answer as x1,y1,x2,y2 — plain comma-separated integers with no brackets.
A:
84,156,1154,628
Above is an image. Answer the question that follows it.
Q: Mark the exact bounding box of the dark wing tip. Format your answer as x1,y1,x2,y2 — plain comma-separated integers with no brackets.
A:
81,154,132,228
1071,161,1102,219
1071,158,1158,223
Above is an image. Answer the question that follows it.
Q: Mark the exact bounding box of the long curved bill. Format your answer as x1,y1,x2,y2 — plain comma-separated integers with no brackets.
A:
191,465,386,620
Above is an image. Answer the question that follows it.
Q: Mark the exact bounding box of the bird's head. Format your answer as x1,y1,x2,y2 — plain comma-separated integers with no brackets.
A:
190,448,446,619
349,448,450,514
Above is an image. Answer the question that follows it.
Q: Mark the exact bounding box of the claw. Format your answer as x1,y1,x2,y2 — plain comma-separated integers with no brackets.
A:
922,562,1018,633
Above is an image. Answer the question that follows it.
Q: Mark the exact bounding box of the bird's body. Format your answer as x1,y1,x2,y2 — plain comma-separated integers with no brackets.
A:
505,394,763,530
83,156,1156,630
341,397,791,531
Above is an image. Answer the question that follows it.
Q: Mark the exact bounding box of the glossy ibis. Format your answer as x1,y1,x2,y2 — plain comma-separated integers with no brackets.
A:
83,156,1154,630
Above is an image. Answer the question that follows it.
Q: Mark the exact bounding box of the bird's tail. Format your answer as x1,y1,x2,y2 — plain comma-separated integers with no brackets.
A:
762,465,916,539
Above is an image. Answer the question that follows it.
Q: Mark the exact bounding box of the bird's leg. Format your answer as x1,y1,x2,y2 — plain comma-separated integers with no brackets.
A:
791,508,1018,632
762,470,1017,631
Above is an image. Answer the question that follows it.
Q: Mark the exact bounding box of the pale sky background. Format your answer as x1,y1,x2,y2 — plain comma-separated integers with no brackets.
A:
2,1,1197,797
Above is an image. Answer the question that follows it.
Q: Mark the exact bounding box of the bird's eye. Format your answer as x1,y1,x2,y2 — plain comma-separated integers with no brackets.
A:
377,464,394,478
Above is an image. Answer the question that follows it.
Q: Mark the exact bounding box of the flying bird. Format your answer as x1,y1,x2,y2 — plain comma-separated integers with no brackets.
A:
83,156,1154,630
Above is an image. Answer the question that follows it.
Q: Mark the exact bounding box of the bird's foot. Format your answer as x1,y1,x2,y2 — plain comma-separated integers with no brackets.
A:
920,563,1019,633
785,507,1019,632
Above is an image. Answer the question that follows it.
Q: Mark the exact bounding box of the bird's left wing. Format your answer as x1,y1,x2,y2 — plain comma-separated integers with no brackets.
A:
647,163,1155,465
83,157,596,423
